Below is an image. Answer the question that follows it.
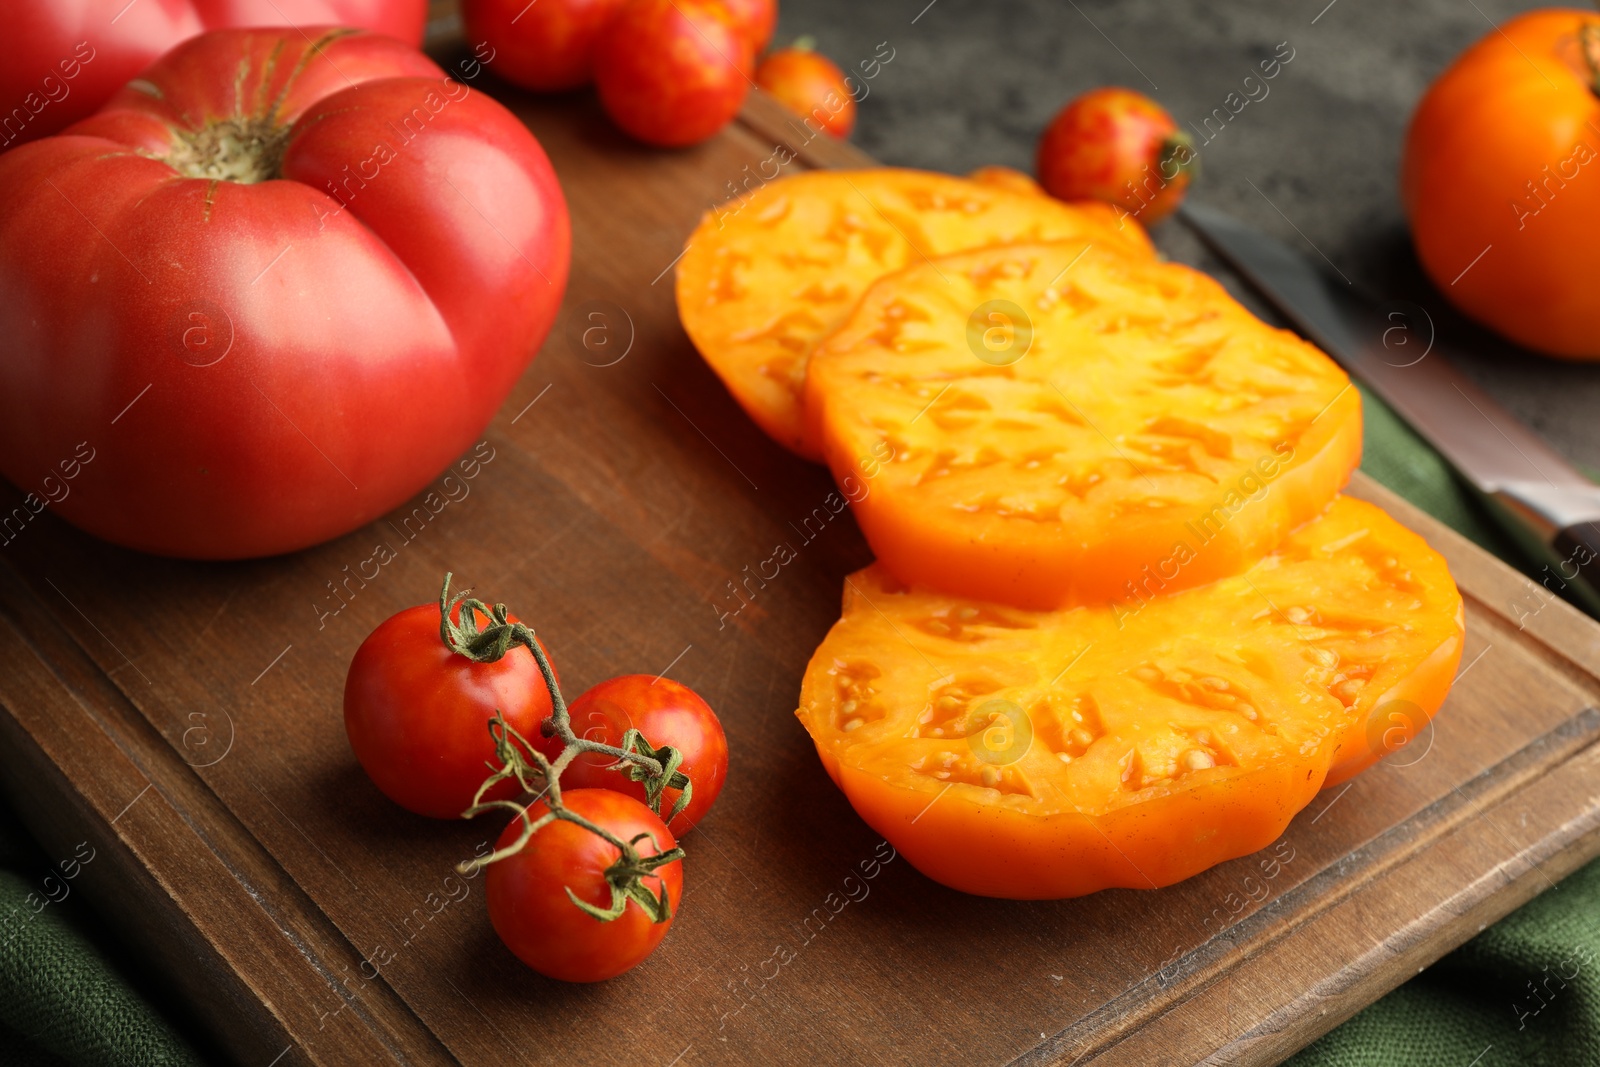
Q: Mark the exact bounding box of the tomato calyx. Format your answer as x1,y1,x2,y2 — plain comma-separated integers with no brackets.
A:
612,733,694,826
1158,131,1200,183
164,116,291,183
577,830,683,923
561,728,696,826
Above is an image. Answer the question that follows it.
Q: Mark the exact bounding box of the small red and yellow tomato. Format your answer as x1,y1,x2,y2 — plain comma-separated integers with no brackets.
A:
1036,86,1196,225
595,0,754,147
756,42,856,138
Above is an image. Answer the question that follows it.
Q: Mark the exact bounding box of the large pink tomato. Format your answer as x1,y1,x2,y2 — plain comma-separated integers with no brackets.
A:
2,1,429,152
0,28,570,558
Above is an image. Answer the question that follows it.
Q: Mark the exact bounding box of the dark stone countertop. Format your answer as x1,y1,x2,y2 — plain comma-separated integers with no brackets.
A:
774,0,1600,471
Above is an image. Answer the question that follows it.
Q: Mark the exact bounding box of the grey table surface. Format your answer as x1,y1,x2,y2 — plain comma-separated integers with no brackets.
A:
774,0,1600,472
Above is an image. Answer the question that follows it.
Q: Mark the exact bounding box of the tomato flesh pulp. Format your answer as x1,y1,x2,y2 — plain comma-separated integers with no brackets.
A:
674,169,1155,459
805,241,1362,610
796,496,1463,899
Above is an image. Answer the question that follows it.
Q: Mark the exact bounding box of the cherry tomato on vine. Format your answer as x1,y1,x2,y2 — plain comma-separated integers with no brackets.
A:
595,0,754,147
461,0,629,92
1036,86,1195,225
756,43,856,139
344,599,557,819
486,789,683,982
552,675,729,833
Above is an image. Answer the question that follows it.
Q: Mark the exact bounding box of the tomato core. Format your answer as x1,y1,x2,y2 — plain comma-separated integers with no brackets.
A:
165,116,289,183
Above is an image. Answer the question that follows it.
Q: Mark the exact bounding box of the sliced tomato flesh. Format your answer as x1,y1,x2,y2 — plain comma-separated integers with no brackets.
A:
805,241,1363,610
674,168,1155,459
796,495,1463,899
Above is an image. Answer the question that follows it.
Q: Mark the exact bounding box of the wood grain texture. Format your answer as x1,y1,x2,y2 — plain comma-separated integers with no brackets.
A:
1,33,1598,1067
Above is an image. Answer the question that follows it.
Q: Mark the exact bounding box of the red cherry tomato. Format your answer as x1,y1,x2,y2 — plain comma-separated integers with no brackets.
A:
3,1,428,152
554,675,729,833
486,789,682,982
594,0,753,147
1036,86,1195,225
756,45,856,138
720,0,778,55
0,29,570,559
344,601,556,819
461,0,629,91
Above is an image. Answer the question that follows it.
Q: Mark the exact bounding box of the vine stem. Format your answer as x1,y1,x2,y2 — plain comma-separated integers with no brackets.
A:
456,717,634,862
437,574,688,923
435,572,680,783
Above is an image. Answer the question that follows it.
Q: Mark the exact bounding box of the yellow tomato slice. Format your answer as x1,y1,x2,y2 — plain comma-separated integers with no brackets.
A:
796,495,1463,899
805,241,1363,610
674,168,1155,459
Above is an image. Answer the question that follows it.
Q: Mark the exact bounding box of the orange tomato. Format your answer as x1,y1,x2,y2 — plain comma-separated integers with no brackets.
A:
1036,87,1196,226
756,45,856,139
675,169,1154,460
796,495,1463,899
804,241,1362,610
1402,8,1600,358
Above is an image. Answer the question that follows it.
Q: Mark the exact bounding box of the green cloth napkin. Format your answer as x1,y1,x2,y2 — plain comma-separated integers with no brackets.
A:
0,804,202,1065
0,384,1594,1066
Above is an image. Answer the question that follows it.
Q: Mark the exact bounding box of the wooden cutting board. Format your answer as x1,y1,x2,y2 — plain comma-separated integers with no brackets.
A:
2,27,1599,1067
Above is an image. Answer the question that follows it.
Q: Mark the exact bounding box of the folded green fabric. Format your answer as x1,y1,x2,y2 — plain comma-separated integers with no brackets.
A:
0,806,202,1067
1287,385,1600,1067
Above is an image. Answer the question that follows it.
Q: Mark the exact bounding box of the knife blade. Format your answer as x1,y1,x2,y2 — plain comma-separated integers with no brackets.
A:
1179,200,1600,617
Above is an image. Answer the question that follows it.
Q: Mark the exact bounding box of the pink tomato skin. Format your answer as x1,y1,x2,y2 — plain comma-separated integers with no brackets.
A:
1,0,429,151
0,28,570,558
